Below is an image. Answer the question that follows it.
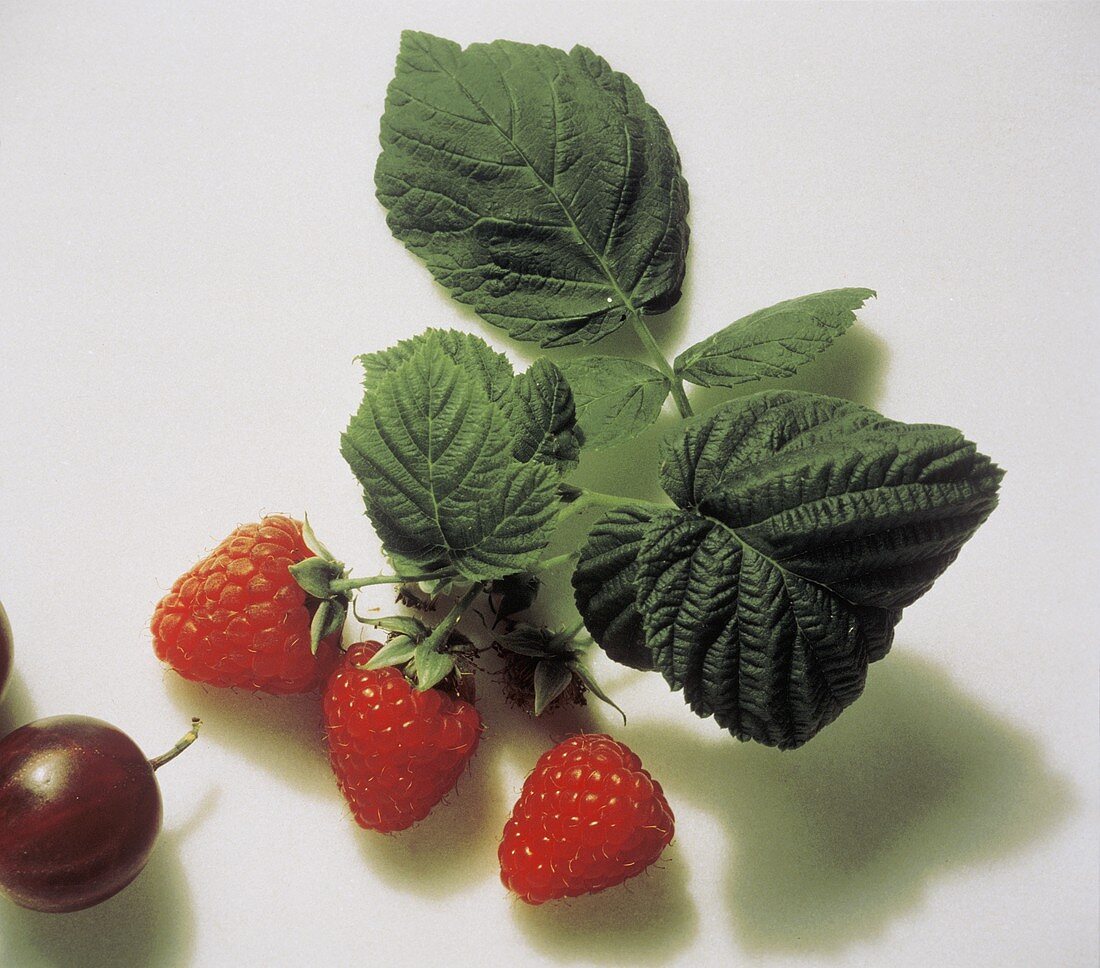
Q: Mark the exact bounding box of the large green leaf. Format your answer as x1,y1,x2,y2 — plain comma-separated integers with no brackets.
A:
341,331,561,580
674,289,875,388
508,358,584,472
575,390,1002,748
556,357,670,449
375,31,689,347
358,328,514,403
572,504,655,671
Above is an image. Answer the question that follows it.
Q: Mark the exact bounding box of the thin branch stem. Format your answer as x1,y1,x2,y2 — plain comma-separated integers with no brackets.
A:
559,618,586,642
425,584,483,652
535,551,579,573
570,488,668,513
629,310,694,418
330,573,454,594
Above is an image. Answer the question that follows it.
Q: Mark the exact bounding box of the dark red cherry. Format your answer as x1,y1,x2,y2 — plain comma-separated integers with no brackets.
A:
0,715,199,913
0,601,12,703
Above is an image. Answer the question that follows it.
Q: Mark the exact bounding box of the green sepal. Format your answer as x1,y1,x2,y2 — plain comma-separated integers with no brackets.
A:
533,660,574,716
569,660,627,724
413,638,456,692
310,598,347,654
365,634,418,670
289,557,346,599
489,573,540,622
301,513,339,561
497,623,574,660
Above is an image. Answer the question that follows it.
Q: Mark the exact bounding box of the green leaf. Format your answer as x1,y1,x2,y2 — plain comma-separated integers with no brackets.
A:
508,359,583,472
342,331,560,581
533,660,574,715
365,634,419,669
572,504,655,671
580,390,1002,748
359,328,514,404
414,638,456,692
674,289,876,388
375,31,689,347
556,357,670,449
309,599,347,654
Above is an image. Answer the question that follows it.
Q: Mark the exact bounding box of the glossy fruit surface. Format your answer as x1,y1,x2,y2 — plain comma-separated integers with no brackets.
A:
499,733,675,904
0,716,162,913
0,601,11,703
323,641,481,832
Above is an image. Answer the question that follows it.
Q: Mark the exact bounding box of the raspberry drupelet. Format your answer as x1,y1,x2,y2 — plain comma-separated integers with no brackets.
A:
323,641,481,832
151,515,340,694
499,733,675,904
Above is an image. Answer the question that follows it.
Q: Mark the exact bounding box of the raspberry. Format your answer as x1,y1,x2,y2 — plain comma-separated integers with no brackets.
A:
323,642,481,833
499,733,674,904
151,515,340,694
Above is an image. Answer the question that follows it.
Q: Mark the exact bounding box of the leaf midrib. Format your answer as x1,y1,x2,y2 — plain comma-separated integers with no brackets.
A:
418,45,640,318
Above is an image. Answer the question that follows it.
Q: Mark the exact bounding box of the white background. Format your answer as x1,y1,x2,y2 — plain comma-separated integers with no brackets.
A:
1,3,1097,966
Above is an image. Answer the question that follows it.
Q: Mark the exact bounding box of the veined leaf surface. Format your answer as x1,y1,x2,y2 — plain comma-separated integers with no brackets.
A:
575,390,1002,748
376,31,689,346
674,289,875,388
556,357,670,449
342,331,564,580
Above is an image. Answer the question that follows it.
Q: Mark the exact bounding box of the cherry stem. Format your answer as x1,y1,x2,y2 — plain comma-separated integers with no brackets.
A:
149,718,202,771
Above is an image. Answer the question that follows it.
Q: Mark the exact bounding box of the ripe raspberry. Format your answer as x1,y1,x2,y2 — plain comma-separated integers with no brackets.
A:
151,515,340,694
499,733,674,904
323,642,481,832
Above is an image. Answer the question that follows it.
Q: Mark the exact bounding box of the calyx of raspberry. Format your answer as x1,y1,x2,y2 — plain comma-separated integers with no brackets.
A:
496,623,625,721
287,516,351,655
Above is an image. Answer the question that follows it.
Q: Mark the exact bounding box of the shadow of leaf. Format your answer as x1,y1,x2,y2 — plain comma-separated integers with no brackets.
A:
624,651,1073,954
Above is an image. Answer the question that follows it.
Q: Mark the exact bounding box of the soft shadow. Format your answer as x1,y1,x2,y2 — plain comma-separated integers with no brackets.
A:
162,673,332,801
626,651,1074,954
478,677,698,962
0,672,37,738
0,789,217,968
688,322,890,415
513,842,696,965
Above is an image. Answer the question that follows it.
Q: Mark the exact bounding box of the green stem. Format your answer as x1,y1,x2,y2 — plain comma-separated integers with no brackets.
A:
535,551,579,573
560,618,586,642
330,573,453,594
629,311,694,418
425,584,483,651
572,488,668,513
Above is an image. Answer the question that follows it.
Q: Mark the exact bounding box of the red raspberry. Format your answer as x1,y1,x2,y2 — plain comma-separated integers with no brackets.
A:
151,515,340,694
499,733,674,904
323,642,481,832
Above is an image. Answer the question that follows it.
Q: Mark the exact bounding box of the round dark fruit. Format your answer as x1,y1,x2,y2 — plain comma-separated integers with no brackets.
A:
0,601,12,703
0,715,199,913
